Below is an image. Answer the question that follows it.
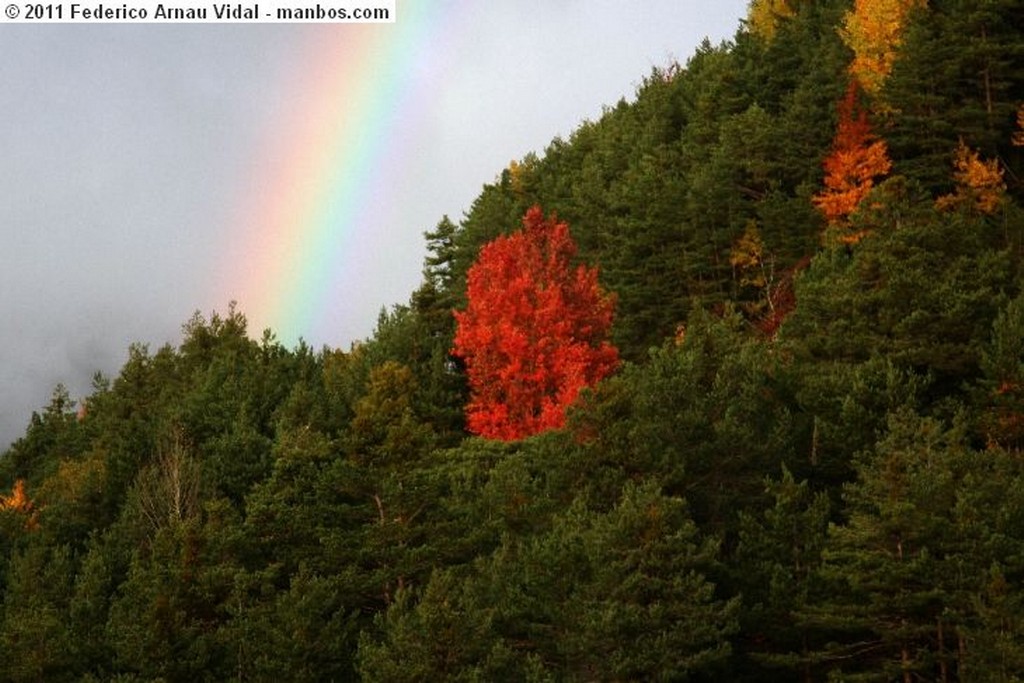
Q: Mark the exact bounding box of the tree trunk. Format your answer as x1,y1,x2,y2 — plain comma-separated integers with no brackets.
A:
937,617,948,683
981,25,993,116
958,632,968,681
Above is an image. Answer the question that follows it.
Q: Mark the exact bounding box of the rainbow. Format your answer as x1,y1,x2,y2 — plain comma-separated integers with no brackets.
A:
219,3,464,347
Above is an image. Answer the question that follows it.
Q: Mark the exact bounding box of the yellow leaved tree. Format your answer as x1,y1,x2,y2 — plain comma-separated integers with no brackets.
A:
841,0,926,96
936,139,1006,215
747,0,796,42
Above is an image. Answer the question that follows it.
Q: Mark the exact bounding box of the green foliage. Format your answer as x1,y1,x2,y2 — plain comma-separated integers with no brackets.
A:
797,409,1024,681
359,481,737,682
575,309,803,533
784,177,1014,383
883,0,1024,196
976,291,1024,449
0,545,76,682
735,467,831,678
226,567,361,682
357,570,514,683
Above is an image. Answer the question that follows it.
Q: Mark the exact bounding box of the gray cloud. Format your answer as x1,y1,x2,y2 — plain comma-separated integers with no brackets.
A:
0,3,746,449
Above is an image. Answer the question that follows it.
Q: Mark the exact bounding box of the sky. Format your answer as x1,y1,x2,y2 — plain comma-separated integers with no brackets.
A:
0,0,748,450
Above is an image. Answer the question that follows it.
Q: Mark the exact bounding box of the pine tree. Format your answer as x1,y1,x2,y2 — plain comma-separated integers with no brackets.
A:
735,467,831,681
882,0,1024,193
807,410,964,681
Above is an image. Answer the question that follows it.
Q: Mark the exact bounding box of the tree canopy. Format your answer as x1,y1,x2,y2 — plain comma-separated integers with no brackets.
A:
3,1,1024,679
452,206,618,440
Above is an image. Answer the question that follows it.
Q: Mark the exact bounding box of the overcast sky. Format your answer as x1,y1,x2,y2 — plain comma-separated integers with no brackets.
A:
0,1,747,449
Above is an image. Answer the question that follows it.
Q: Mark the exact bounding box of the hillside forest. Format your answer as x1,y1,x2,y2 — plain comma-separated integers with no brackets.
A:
3,0,1024,680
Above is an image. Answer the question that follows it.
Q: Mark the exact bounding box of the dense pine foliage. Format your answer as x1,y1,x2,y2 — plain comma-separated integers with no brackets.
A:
3,1,1024,679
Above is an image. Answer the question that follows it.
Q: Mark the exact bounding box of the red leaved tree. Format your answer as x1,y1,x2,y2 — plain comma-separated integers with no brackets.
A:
452,206,619,440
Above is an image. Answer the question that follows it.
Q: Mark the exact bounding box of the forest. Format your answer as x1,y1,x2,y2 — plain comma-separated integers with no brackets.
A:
2,0,1024,680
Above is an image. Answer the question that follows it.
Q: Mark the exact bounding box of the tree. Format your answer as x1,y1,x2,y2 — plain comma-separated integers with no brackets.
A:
551,482,738,679
747,0,796,43
571,308,803,533
132,427,200,536
841,0,926,96
977,293,1024,450
0,480,34,516
731,221,770,290
880,1,1024,193
356,570,510,682
452,206,618,440
812,80,893,238
801,409,1024,681
790,178,1012,382
421,216,459,292
1015,103,1024,147
0,545,76,682
735,467,831,681
936,139,1006,215
730,220,779,321
0,479,38,537
806,410,966,681
358,481,738,682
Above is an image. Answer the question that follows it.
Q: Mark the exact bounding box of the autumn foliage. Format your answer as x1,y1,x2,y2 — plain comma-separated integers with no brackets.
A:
452,206,619,440
1,479,31,510
936,139,1006,215
841,0,925,95
747,0,796,42
1,479,38,530
813,81,892,238
1015,104,1024,147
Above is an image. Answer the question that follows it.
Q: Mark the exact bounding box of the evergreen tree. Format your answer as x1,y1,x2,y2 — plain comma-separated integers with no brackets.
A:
734,467,831,681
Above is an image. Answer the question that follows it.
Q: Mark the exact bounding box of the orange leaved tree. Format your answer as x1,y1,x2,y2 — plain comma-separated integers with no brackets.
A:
813,81,892,240
452,206,619,440
936,139,1006,215
1,479,38,530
